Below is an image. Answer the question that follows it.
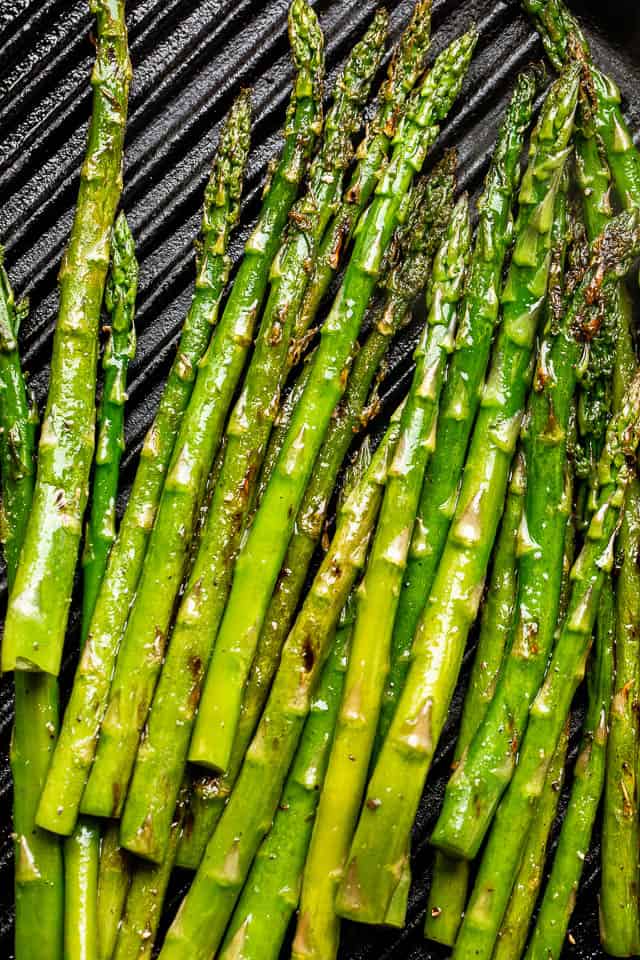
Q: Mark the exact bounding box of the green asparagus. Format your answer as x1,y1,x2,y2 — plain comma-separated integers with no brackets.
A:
177,154,457,870
523,0,640,210
296,0,434,337
2,0,132,676
335,65,579,923
378,67,542,743
452,369,640,960
189,27,478,777
218,595,356,960
494,722,569,960
1,259,64,959
64,821,99,960
303,195,471,949
81,0,324,819
120,13,385,861
97,823,131,960
157,415,402,960
36,90,251,835
425,453,527,947
81,211,137,632
525,586,614,960
112,790,188,960
430,168,576,860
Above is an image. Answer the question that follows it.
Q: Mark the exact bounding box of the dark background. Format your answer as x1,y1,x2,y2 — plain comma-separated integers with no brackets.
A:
1,0,640,956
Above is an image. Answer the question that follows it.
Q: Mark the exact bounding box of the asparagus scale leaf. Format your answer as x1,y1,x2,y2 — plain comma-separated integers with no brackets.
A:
2,0,132,676
36,90,251,836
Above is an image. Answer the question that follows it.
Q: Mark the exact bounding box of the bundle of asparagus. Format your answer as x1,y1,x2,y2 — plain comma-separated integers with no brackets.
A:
4,1,640,959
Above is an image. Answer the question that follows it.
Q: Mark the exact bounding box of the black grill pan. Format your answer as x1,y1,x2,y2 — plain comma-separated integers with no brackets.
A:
1,1,640,956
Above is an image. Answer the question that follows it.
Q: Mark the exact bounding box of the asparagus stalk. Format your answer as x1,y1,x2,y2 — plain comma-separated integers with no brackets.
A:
301,196,471,949
601,484,640,956
335,65,580,923
296,0,434,337
64,216,138,960
525,586,614,960
430,168,576,860
577,106,640,958
36,91,251,835
157,415,402,960
425,453,527,947
494,722,569,960
81,0,325,819
64,822,99,960
218,593,356,960
452,368,640,960
493,512,576,960
112,790,188,960
97,823,131,960
189,27,478,777
82,211,137,631
0,259,63,960
119,13,385,862
177,155,457,870
522,0,640,209
2,0,132,676
378,67,542,743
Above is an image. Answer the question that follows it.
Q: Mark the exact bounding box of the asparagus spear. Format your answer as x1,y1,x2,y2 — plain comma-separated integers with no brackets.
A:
218,593,356,960
177,156,457,870
452,368,640,960
378,67,542,743
82,211,137,630
36,91,251,836
157,415,402,960
81,0,325,819
119,13,385,861
296,0,434,337
189,27,478,777
0,260,63,960
2,0,132,676
301,196,471,949
335,65,580,923
601,485,640,956
97,823,131,960
494,722,569,960
493,511,576,960
522,0,640,209
64,821,99,960
425,453,527,947
64,216,138,960
577,105,640,958
112,790,188,960
525,586,614,960
430,169,576,860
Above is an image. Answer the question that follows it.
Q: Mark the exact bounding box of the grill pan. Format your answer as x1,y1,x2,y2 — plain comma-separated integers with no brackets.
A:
1,0,640,956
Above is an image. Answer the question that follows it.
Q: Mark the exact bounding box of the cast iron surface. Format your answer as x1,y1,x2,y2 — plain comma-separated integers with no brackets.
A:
1,1,639,956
